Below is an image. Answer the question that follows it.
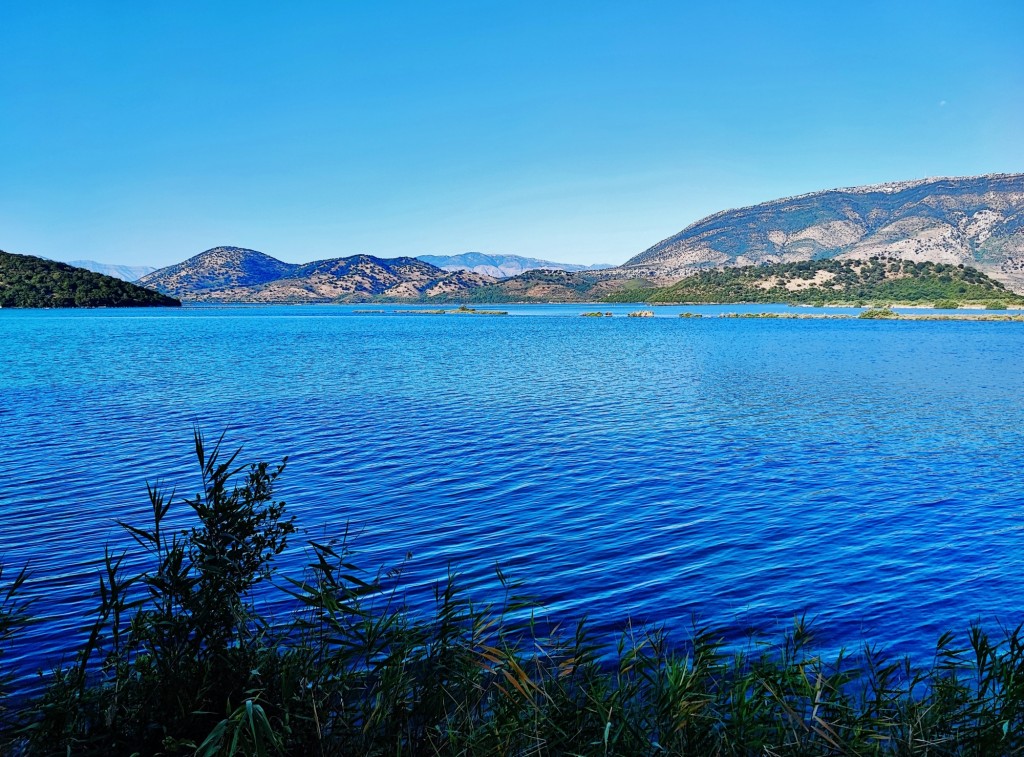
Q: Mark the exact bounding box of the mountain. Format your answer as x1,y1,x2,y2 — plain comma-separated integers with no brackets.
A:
138,246,298,298
226,256,495,302
64,260,157,282
140,248,495,302
606,258,1023,306
417,253,612,278
0,251,180,308
620,174,1024,291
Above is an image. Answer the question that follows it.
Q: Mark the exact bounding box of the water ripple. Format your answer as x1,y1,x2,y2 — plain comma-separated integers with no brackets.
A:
2,306,1024,681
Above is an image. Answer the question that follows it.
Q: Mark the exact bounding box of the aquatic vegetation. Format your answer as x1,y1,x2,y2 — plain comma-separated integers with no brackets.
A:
4,435,1024,754
453,305,508,315
856,307,897,319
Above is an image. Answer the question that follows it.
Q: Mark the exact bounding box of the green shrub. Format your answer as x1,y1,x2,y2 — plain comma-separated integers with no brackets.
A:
934,299,960,309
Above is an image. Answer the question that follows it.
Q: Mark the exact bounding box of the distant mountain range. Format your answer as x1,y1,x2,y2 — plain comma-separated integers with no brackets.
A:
617,173,1024,290
138,247,496,302
416,253,611,278
64,260,157,282
57,173,1024,304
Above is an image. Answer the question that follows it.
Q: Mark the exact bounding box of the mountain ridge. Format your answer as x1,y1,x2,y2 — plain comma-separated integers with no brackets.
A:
140,247,495,302
64,260,157,281
620,173,1024,291
417,252,612,278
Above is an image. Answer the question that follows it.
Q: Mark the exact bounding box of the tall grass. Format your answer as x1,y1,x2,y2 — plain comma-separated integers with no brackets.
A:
2,432,1024,754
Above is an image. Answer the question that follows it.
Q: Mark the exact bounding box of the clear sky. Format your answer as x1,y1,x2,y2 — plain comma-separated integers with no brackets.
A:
2,1,1022,267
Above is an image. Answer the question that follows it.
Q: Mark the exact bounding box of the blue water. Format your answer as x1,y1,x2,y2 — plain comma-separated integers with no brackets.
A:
2,303,1023,683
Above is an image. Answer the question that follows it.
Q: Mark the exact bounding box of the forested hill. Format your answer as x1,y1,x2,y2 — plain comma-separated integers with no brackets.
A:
0,251,181,308
607,259,1024,305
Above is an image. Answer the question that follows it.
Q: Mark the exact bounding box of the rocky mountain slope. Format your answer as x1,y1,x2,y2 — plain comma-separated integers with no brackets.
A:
417,252,612,278
64,260,156,282
140,247,494,302
620,174,1024,291
0,251,179,307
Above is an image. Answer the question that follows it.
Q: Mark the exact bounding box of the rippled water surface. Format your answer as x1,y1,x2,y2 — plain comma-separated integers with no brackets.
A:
2,304,1024,678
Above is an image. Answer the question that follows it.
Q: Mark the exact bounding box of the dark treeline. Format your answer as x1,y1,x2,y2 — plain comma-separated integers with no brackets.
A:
3,433,1024,755
0,252,180,308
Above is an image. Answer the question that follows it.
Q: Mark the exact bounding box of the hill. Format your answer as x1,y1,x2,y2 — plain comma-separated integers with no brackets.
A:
417,252,612,278
141,248,495,302
428,268,650,303
0,251,180,308
619,174,1024,291
64,260,156,281
606,258,1024,306
227,256,495,302
137,247,298,298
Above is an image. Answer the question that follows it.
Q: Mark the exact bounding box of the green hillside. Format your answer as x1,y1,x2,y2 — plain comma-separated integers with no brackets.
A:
428,269,650,303
0,251,180,308
607,259,1024,306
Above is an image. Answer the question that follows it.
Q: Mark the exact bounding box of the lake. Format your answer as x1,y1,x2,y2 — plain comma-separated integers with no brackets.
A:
2,303,1023,682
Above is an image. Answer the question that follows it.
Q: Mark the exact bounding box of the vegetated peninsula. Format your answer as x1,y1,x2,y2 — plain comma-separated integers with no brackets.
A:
139,246,495,302
0,251,180,308
605,258,1024,306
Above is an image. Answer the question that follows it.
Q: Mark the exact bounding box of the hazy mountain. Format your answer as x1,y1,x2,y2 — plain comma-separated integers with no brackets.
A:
0,251,179,308
140,248,495,302
620,174,1024,290
417,253,612,278
64,260,157,282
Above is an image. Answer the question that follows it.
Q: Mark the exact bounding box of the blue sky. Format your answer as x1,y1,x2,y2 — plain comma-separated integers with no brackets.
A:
2,1,1022,267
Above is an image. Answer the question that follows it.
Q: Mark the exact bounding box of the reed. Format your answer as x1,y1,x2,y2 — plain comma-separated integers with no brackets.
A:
2,433,1024,755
